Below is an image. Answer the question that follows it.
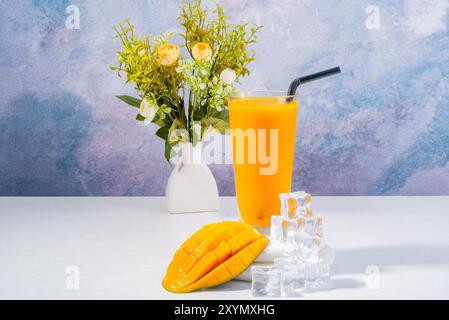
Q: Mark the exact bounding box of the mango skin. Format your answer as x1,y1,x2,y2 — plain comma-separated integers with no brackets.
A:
163,221,269,293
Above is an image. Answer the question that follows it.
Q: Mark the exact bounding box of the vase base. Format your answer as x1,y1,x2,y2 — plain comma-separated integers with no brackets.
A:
166,143,220,215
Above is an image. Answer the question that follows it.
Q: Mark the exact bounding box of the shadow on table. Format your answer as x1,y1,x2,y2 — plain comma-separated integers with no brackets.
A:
212,245,449,293
334,245,449,275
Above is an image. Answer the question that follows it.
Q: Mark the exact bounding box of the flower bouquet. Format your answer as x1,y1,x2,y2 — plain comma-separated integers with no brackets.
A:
111,0,261,162
111,0,261,213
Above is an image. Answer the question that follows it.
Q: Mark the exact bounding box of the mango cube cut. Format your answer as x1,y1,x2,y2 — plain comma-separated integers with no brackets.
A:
163,222,269,293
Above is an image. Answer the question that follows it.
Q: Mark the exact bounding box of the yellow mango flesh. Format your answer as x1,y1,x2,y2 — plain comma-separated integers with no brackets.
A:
163,221,269,293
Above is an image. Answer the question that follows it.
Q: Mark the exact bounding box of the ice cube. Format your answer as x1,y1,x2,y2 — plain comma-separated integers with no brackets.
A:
305,262,331,291
286,231,321,263
280,191,312,219
274,257,305,296
271,215,308,242
270,215,284,241
294,215,324,238
282,217,305,240
312,215,324,238
319,243,335,265
303,216,318,235
251,266,282,297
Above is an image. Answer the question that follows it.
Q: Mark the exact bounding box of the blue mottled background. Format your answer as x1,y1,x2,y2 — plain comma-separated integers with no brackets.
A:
1,0,449,196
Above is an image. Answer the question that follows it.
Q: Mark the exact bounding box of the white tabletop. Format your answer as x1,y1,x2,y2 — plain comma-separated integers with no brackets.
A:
0,197,449,300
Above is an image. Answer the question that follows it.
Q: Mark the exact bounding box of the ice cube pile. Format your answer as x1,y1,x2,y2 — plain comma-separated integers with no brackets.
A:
252,191,335,297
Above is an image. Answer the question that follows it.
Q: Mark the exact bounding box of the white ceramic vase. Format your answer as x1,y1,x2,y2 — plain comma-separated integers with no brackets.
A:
166,142,219,214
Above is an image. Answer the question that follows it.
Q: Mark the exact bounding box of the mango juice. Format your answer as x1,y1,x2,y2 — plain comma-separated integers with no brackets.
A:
229,95,299,227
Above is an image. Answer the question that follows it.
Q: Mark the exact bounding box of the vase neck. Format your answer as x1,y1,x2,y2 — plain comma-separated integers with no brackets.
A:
181,142,203,164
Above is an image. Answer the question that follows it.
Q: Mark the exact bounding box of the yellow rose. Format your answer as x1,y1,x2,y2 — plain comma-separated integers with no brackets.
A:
191,42,213,62
158,44,180,66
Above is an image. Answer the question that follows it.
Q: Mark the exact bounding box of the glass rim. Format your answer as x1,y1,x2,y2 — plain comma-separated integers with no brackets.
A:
229,90,299,100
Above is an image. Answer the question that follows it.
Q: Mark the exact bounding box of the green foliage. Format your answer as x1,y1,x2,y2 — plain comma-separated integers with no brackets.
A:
116,95,142,108
111,0,261,162
111,21,182,103
179,0,262,78
111,21,184,127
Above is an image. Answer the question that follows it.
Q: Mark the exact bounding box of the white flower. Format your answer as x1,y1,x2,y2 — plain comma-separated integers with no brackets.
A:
220,69,237,86
140,98,158,123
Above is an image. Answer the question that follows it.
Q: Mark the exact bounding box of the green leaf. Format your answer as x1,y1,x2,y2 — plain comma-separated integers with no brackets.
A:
164,141,173,163
217,109,229,122
116,95,142,108
152,117,166,127
193,108,206,121
156,127,169,140
136,114,145,121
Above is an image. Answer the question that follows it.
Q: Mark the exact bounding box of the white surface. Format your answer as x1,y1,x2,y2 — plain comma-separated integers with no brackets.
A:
1,197,449,300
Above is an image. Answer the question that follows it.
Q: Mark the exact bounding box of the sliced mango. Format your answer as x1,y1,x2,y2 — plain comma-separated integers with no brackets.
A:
163,221,269,293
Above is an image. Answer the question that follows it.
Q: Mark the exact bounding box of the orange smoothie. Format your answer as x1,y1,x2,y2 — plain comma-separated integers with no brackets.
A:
229,94,299,227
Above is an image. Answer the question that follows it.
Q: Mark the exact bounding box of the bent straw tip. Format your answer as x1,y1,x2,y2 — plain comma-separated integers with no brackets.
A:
288,67,342,96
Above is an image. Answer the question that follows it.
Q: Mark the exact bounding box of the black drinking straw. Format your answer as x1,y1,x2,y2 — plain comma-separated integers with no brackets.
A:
288,67,342,96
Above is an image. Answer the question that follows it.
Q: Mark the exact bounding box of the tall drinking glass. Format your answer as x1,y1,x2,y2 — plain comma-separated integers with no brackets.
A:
228,92,299,228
